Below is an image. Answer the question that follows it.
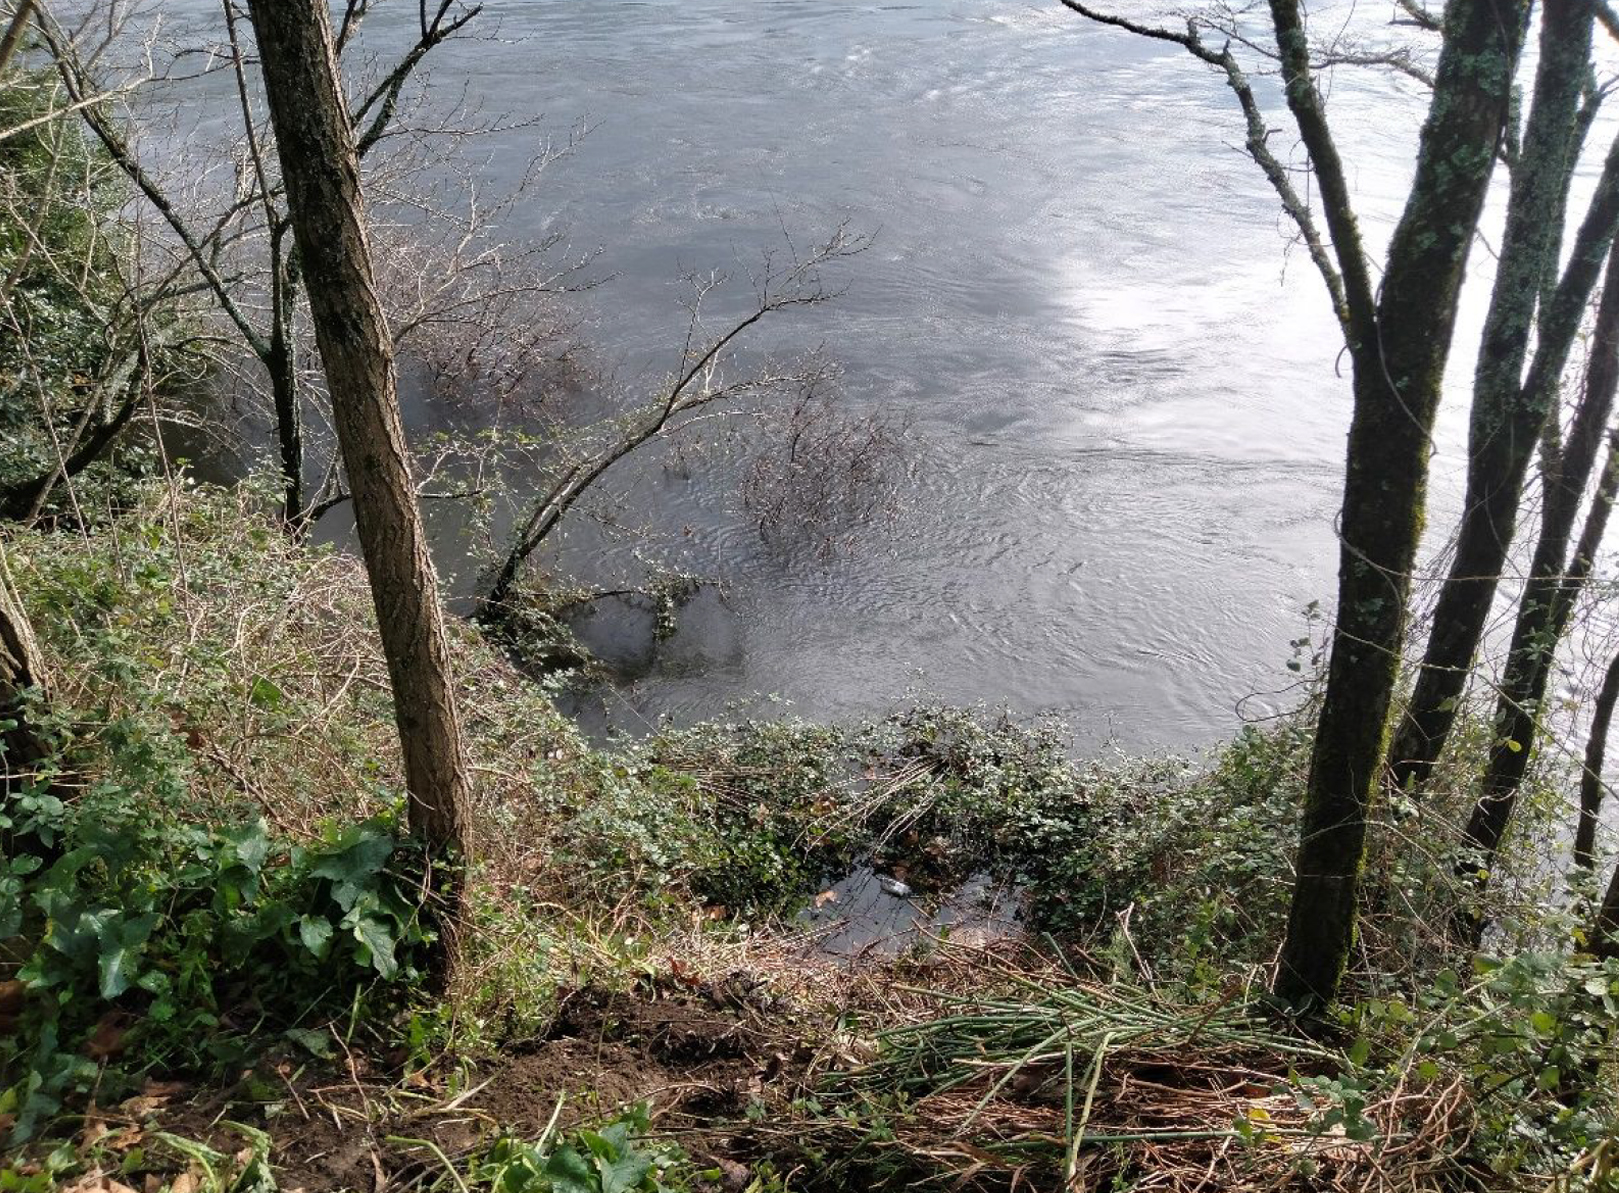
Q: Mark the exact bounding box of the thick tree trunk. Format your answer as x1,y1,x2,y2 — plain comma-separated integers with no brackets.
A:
1575,646,1619,869
1273,0,1526,1006
244,0,471,855
1387,0,1602,793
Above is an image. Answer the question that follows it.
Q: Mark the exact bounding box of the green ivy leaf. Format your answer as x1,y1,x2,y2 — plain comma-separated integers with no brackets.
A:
298,915,334,959
598,1149,652,1193
248,676,284,709
353,915,398,978
97,912,159,999
223,821,271,874
542,1145,597,1193
284,1027,333,1059
309,826,395,892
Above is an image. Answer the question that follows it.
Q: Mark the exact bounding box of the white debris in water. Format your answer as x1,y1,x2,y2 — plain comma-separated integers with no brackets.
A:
877,875,912,898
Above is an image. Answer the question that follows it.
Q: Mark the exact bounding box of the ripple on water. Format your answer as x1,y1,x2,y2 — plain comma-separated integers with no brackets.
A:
156,0,1448,749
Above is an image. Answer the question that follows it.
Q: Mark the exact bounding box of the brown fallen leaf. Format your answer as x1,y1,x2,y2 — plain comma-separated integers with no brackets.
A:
103,1126,145,1152
0,978,24,1017
64,1171,138,1193
84,1014,128,1061
170,1171,198,1193
813,889,838,908
80,1116,110,1148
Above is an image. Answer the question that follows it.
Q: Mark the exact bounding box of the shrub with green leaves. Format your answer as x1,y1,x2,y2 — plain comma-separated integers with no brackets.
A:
1,765,432,1141
0,72,179,520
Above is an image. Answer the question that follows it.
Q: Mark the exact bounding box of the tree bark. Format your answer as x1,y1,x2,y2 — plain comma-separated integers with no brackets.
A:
244,0,471,855
0,0,35,76
1453,244,1619,883
1386,0,1600,794
0,539,49,783
1273,0,1527,1006
1576,646,1619,869
1593,850,1619,958
265,231,305,528
1462,429,1619,874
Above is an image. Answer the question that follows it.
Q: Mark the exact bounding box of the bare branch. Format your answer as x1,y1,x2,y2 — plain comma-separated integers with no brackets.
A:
1393,0,1442,32
477,229,870,618
1058,2,1358,340
1264,0,1379,348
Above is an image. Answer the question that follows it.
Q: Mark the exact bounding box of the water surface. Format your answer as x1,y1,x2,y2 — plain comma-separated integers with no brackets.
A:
151,1,1528,749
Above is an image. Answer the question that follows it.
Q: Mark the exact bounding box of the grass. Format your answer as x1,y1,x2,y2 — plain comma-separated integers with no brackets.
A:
1,478,1616,1191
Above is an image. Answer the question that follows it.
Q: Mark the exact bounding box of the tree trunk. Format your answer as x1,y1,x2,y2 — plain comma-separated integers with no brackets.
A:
1273,0,1526,1006
1454,243,1619,880
1386,0,1601,794
1576,646,1619,870
1593,851,1619,958
265,230,305,529
1462,431,1619,874
0,539,49,783
244,0,471,856
0,0,35,76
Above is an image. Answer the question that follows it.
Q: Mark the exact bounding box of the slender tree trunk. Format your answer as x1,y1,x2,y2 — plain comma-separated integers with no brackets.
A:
267,334,303,525
1576,646,1619,869
244,0,471,855
0,539,49,783
1462,432,1619,873
0,0,35,76
265,231,305,528
1593,851,1619,957
1387,0,1602,793
1274,0,1526,1006
1454,244,1619,878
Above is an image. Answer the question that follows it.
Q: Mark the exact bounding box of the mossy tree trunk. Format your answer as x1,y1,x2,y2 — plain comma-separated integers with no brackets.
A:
1453,241,1619,891
1062,0,1527,1005
1386,0,1601,795
1272,0,1526,1006
244,0,472,860
1462,430,1619,882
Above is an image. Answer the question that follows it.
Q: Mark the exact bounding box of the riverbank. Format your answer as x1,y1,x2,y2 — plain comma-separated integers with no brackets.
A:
1,481,1614,1192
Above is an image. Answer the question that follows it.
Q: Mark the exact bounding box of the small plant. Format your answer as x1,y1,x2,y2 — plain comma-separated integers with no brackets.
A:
417,1103,698,1193
1,763,431,1140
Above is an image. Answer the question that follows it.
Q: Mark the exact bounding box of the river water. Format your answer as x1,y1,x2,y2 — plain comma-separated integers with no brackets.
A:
147,2,1549,750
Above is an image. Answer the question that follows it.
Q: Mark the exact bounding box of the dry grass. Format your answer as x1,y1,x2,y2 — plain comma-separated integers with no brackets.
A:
725,944,1496,1193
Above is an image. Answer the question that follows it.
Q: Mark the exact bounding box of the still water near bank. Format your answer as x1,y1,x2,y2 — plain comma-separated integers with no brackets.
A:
163,2,1520,749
